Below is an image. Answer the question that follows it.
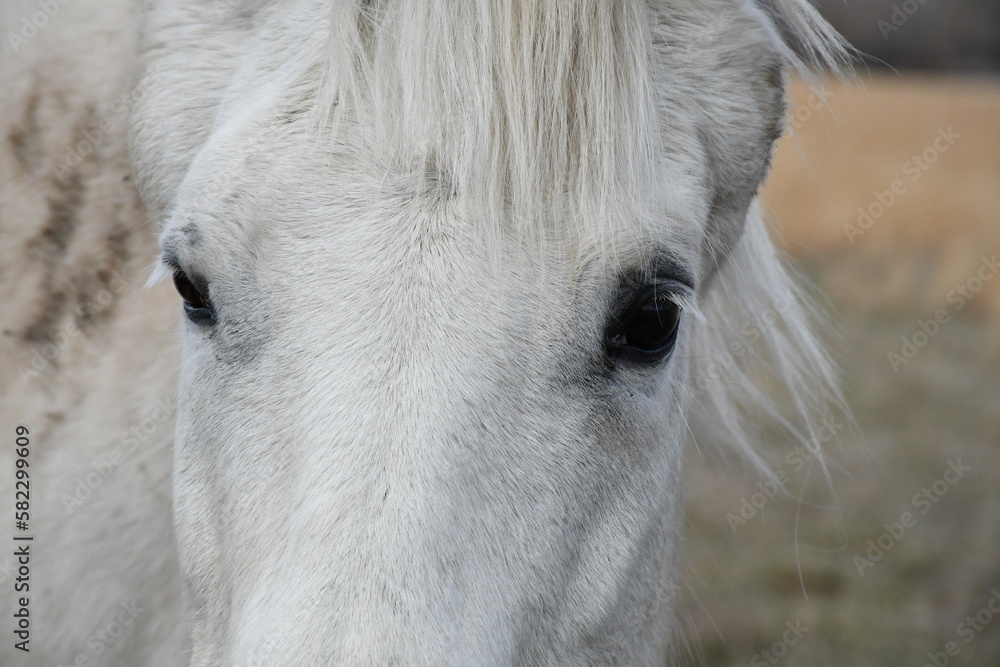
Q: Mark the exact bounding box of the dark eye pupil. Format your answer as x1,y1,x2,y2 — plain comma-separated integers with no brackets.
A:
172,272,210,311
623,299,680,352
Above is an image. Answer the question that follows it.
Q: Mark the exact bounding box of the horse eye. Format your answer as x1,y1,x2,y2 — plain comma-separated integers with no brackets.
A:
611,291,682,361
172,271,215,325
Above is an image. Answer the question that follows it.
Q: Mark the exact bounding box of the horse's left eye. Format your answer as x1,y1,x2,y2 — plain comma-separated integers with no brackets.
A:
172,271,215,325
610,290,681,361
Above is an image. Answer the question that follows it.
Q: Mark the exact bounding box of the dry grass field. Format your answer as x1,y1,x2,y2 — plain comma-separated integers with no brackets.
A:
681,74,1000,665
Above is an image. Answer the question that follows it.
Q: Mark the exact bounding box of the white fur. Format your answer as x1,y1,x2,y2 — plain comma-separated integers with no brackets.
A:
0,0,848,664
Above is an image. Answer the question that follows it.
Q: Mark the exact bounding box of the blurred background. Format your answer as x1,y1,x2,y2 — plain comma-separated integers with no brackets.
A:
682,1,1000,665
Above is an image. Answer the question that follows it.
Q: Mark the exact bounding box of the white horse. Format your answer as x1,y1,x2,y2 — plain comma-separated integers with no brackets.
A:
0,0,847,664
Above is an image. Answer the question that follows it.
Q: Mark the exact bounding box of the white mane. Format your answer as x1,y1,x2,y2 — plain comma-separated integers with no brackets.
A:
315,0,851,470
318,0,847,219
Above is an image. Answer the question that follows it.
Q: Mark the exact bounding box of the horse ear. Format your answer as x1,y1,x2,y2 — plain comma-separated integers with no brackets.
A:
752,0,855,76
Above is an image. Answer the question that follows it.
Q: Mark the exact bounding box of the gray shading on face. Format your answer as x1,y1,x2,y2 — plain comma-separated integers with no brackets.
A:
127,0,808,663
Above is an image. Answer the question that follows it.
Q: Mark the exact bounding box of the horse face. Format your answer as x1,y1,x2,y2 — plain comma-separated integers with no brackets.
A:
130,0,796,663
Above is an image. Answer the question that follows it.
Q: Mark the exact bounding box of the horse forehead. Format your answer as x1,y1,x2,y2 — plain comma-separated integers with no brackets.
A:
153,0,768,267
165,123,701,273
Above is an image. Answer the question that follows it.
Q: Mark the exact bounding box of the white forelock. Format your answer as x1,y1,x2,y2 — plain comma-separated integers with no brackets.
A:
315,0,849,230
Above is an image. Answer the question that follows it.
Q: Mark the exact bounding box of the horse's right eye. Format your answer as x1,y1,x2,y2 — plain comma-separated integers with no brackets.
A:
607,287,683,363
621,293,681,354
172,271,215,325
